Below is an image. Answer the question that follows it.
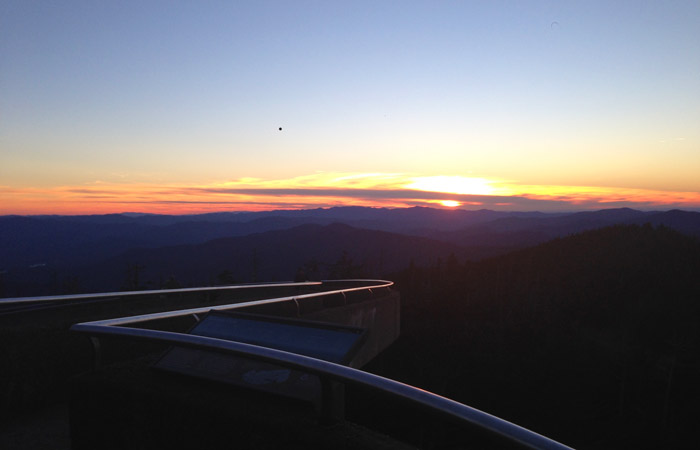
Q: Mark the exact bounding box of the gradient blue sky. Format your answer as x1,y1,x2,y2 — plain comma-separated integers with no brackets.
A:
1,1,699,214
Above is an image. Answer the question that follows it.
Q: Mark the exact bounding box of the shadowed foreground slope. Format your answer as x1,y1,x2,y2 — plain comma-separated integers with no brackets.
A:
362,225,700,449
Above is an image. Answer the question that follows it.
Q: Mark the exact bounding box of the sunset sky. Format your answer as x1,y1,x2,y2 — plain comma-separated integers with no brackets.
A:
2,1,699,215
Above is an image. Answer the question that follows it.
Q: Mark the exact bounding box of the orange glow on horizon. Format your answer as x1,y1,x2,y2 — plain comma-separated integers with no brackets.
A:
2,172,700,215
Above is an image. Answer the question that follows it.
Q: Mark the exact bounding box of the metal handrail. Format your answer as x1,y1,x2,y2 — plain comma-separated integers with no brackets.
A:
0,281,323,305
70,280,573,450
79,279,393,326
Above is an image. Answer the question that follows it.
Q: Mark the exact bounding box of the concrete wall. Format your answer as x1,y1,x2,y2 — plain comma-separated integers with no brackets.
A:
69,289,404,450
300,291,400,369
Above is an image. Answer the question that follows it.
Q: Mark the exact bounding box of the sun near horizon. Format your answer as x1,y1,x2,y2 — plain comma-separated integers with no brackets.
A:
1,2,699,216
2,172,700,216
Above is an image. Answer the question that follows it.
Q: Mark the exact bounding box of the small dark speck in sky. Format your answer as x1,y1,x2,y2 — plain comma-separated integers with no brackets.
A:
279,127,282,131
551,21,560,29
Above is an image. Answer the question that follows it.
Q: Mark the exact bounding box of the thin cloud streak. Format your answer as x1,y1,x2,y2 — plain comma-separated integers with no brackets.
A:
2,172,700,215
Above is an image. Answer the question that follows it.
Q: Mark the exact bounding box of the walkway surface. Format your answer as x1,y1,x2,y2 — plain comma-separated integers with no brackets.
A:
0,403,70,450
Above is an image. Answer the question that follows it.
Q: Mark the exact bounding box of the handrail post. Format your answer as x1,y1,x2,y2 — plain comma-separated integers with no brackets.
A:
89,337,102,370
319,377,345,425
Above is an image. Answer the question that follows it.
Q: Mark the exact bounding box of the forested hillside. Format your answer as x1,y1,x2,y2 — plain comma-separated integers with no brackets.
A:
3,211,699,449
364,224,700,449
3,207,700,299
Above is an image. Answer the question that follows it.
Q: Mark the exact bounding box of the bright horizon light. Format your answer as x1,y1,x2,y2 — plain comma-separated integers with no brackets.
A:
2,172,700,216
404,176,498,197
1,2,698,215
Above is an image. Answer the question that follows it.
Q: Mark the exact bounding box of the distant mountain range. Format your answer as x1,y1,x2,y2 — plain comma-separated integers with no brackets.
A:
1,206,699,297
0,206,548,267
79,223,469,292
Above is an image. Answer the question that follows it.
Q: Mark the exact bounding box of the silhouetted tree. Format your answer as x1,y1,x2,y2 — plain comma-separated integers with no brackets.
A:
216,269,235,285
123,263,145,291
0,271,6,297
329,251,365,279
294,267,309,282
301,259,320,281
250,249,259,282
375,224,700,450
60,275,81,294
162,275,181,289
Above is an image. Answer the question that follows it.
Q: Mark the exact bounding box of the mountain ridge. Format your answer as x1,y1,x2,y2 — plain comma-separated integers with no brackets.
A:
3,206,700,298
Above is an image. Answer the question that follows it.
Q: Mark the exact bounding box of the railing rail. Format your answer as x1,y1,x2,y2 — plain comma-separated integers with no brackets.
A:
81,279,392,326
70,280,573,450
0,281,323,305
